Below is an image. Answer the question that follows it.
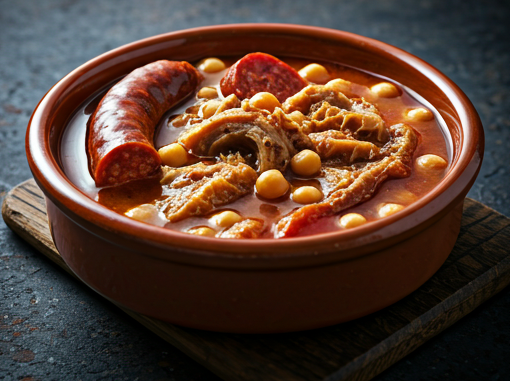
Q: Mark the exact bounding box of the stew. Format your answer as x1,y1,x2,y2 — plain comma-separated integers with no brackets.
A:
61,53,449,239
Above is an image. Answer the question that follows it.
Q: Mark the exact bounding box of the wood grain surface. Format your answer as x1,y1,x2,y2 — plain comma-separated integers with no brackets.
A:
3,179,510,381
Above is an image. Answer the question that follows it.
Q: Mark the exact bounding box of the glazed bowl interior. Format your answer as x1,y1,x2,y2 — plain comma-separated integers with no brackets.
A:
27,24,483,266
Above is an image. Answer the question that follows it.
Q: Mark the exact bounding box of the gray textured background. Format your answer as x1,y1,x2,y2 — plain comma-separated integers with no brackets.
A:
1,0,509,380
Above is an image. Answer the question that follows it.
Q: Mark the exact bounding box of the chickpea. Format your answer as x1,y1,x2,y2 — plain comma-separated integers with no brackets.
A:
290,149,321,177
378,203,405,218
249,92,281,112
126,204,159,223
324,78,352,93
299,63,330,83
198,58,226,73
394,190,418,204
188,226,217,237
158,143,188,167
416,154,448,171
197,86,218,99
209,211,242,229
406,107,433,122
256,169,289,199
339,213,367,229
287,110,305,124
201,100,221,119
371,82,399,98
292,186,323,204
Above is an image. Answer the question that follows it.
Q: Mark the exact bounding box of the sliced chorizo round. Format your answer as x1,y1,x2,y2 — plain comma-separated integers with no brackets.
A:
220,53,308,103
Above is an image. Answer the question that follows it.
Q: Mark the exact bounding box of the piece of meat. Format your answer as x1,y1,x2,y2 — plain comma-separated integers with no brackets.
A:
283,84,389,144
271,109,316,153
239,102,314,152
282,85,351,115
218,219,265,239
305,109,388,143
219,152,247,166
309,130,380,163
88,60,202,187
156,162,257,222
213,94,241,115
275,123,418,237
220,53,308,103
178,109,313,173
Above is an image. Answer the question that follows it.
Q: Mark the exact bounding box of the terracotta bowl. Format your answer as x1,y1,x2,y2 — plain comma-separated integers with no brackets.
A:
26,24,484,333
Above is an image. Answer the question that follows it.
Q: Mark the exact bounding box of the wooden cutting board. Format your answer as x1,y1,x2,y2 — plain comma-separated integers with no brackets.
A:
3,179,510,381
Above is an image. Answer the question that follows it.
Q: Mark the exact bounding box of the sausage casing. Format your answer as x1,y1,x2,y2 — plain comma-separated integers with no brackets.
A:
88,60,201,187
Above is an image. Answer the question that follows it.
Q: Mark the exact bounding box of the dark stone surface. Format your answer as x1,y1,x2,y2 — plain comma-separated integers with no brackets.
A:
1,0,509,380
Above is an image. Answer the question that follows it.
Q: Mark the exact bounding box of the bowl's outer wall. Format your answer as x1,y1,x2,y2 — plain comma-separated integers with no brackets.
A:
47,197,463,333
27,25,484,332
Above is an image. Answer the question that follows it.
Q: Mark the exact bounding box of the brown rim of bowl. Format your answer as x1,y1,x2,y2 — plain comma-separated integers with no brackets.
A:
26,24,484,267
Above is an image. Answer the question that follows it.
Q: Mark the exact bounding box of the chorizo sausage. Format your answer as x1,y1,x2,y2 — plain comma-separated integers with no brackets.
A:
88,60,202,187
220,53,308,103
